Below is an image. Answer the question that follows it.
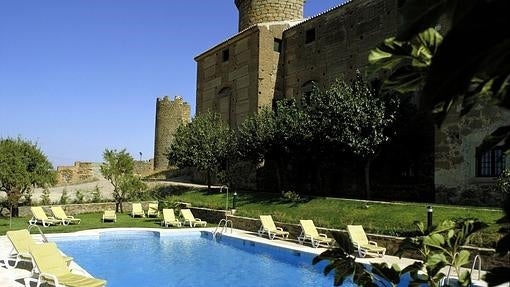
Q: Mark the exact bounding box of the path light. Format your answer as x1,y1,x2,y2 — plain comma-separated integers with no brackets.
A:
233,192,238,210
427,205,433,229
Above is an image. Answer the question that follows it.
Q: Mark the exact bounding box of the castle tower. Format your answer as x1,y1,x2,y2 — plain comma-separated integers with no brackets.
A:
234,0,306,31
153,96,191,171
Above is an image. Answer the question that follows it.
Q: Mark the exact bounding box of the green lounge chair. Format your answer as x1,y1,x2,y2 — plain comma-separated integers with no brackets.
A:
102,210,116,222
161,209,181,227
258,215,289,240
5,229,72,269
131,203,145,218
347,225,386,257
181,209,207,227
147,203,160,217
51,206,81,224
29,206,67,227
297,220,334,248
29,242,106,287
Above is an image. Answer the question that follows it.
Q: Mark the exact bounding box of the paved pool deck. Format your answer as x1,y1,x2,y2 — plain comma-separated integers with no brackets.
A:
0,227,489,287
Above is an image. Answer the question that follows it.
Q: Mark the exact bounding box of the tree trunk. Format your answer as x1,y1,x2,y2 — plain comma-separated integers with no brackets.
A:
206,170,212,192
115,201,120,213
364,159,371,199
11,202,19,217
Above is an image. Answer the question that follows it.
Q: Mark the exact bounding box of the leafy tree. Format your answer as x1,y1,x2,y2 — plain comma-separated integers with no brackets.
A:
0,138,57,217
168,112,233,191
236,101,310,192
303,74,398,198
100,148,146,212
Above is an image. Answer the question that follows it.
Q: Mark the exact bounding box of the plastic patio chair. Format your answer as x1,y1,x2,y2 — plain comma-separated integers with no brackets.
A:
297,220,334,248
257,215,289,240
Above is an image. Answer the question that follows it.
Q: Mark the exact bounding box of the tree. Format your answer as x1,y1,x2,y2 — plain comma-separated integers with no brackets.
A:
303,74,399,198
236,101,310,192
168,112,233,191
0,137,57,217
100,149,146,213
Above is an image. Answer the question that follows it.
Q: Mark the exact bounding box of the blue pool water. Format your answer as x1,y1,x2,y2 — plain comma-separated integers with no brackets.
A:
54,231,339,287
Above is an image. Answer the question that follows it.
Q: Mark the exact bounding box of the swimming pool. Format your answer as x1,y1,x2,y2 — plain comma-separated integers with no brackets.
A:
53,230,339,287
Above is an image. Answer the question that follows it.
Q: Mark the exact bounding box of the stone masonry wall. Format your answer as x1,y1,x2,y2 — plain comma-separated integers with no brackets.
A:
153,96,190,171
435,98,510,205
195,28,259,128
235,0,305,31
281,0,398,99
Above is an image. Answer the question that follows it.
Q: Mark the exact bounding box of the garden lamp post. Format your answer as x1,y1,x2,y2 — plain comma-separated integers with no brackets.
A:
233,192,237,210
427,205,433,229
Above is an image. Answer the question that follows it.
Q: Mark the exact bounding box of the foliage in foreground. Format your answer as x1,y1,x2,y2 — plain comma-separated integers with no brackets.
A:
314,219,487,287
0,137,57,217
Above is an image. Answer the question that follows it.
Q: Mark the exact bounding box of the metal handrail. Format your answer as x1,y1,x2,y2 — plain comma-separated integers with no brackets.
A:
213,218,233,239
470,255,482,281
28,224,49,243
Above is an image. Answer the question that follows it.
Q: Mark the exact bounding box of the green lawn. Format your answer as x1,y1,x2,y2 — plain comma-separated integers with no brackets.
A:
0,189,503,248
0,213,171,235
164,189,504,248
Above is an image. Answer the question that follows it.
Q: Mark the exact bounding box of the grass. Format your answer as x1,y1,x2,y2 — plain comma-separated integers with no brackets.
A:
163,189,504,248
0,213,174,235
1,189,503,248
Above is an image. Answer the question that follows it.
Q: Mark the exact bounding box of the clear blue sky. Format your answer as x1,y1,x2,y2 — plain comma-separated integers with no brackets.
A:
0,0,343,167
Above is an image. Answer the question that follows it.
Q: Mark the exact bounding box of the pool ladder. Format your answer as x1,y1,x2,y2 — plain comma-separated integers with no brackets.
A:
213,218,233,239
441,254,482,287
28,224,49,243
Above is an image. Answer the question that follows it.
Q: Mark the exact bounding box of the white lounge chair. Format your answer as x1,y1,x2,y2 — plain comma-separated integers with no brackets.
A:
258,215,289,240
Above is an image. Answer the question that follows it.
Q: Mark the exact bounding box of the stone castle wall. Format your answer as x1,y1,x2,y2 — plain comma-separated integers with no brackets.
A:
435,99,510,205
281,0,398,99
235,0,305,31
56,161,95,184
195,23,291,127
153,96,190,171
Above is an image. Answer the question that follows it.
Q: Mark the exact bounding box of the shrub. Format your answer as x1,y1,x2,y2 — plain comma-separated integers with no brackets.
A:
59,188,69,205
282,191,301,203
40,188,51,205
91,185,102,203
74,190,85,204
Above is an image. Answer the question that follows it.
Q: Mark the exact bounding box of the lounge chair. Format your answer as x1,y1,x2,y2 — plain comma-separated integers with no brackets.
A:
51,206,81,224
5,229,72,269
297,220,334,248
161,209,182,227
347,225,386,257
258,215,289,240
147,203,160,217
29,206,67,227
102,210,116,222
131,203,145,217
181,209,207,227
29,242,106,287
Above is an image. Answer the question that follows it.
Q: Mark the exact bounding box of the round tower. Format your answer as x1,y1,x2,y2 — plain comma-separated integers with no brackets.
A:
153,96,190,171
234,0,306,31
